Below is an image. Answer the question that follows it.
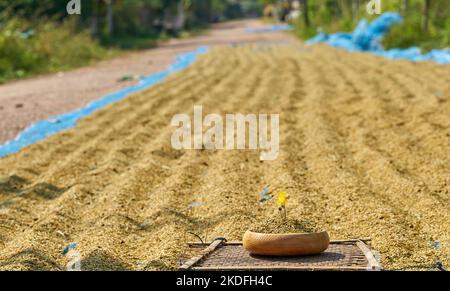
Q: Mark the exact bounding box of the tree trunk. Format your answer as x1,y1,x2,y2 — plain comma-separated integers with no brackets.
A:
106,0,115,36
401,0,409,12
302,0,310,27
140,7,150,29
352,0,360,22
421,0,431,33
333,0,340,19
91,0,100,37
174,0,186,32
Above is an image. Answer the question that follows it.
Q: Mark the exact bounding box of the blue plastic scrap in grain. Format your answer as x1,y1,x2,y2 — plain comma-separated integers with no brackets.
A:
258,186,273,204
189,201,204,208
63,243,77,255
431,241,441,250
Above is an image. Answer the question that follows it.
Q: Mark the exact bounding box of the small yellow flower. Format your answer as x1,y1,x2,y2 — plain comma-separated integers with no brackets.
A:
277,192,289,207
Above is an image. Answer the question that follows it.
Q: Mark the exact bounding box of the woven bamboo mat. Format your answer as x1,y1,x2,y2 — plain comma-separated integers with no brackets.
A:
180,239,381,271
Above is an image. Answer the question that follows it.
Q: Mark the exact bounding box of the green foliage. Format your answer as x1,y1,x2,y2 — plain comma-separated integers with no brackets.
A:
0,18,109,83
33,20,110,71
382,0,450,51
383,16,450,52
0,19,38,80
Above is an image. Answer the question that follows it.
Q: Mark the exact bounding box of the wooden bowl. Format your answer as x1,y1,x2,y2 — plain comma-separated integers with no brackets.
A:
243,230,330,256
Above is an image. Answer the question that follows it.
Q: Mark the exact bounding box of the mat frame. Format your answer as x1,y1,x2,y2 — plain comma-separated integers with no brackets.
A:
180,239,382,271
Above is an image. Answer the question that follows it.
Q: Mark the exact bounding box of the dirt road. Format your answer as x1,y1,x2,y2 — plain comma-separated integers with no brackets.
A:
0,21,449,271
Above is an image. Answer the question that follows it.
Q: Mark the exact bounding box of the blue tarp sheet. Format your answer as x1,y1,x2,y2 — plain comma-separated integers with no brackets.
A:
0,46,208,158
245,24,293,33
307,12,450,64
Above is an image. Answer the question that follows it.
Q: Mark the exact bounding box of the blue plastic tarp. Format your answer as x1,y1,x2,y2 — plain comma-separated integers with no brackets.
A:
307,12,450,65
245,24,293,33
0,46,208,158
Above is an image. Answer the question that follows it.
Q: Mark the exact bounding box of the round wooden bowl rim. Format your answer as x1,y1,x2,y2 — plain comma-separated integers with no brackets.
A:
245,230,329,238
